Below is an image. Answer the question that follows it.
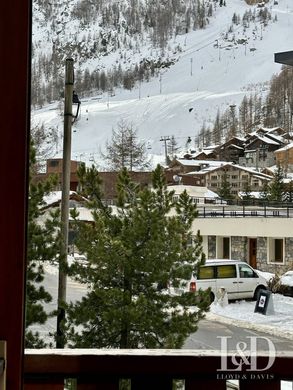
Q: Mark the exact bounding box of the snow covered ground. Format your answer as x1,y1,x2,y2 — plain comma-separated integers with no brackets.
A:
29,263,293,389
209,270,293,341
32,0,293,166
36,263,293,342
209,294,293,341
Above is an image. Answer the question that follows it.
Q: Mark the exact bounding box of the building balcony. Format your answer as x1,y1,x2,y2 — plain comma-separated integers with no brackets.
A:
23,349,293,390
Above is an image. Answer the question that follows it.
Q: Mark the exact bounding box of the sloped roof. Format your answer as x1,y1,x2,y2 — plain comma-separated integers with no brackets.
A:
275,142,293,152
171,158,227,167
166,184,219,198
42,191,87,208
186,162,272,180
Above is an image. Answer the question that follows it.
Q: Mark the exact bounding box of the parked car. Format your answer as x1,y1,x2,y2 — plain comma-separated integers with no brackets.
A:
280,271,293,297
188,259,267,302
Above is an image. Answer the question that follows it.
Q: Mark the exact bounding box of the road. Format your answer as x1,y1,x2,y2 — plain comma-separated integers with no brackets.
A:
184,319,293,353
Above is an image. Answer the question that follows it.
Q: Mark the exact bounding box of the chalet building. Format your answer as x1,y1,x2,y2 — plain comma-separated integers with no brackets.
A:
34,159,154,204
99,171,152,203
216,137,245,163
167,158,226,174
193,210,293,274
238,126,292,169
274,142,293,171
34,158,81,191
186,163,271,196
166,184,221,204
253,126,288,138
239,135,282,168
183,146,219,161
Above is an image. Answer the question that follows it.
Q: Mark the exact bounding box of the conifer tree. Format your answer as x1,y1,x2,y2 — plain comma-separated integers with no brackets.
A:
26,146,61,347
66,165,209,349
167,135,180,159
103,119,150,171
268,165,285,202
284,181,293,202
242,180,253,202
212,109,222,145
218,171,234,201
260,180,270,203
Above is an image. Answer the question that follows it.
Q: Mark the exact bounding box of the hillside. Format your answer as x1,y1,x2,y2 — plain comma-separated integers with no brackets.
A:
32,0,293,167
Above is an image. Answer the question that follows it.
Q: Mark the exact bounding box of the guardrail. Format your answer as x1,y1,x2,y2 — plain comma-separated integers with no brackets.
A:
197,206,293,218
24,349,293,390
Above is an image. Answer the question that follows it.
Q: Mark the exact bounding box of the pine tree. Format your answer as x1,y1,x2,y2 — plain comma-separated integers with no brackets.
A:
212,109,222,144
218,171,234,201
103,119,150,171
66,165,209,349
284,181,293,203
268,165,285,202
167,135,180,159
26,146,61,348
260,180,270,203
241,181,253,203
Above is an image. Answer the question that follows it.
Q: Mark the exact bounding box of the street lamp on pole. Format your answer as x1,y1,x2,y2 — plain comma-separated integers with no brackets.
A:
57,58,81,348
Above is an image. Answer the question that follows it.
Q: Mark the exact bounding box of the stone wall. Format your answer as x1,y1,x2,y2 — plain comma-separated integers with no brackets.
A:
231,236,247,261
257,237,293,274
284,238,293,270
205,235,293,274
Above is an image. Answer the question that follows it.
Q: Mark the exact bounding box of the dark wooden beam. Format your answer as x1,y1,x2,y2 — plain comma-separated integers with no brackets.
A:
0,0,31,388
274,51,293,67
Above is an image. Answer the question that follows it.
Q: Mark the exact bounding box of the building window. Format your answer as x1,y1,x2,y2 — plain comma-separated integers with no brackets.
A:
192,198,200,204
211,175,217,180
49,160,59,167
232,175,238,179
216,237,230,259
268,238,284,263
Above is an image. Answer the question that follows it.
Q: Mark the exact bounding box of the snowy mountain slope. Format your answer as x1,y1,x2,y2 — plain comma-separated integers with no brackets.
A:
32,0,293,167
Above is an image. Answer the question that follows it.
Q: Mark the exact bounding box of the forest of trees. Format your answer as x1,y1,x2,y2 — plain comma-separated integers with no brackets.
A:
31,0,215,107
194,65,293,149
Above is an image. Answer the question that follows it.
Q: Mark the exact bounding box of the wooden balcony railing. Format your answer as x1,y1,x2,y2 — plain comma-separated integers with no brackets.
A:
24,349,293,390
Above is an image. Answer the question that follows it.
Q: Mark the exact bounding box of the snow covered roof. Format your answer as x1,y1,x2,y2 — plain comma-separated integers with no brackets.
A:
238,191,263,199
254,134,280,145
226,143,244,150
167,185,220,199
174,159,228,167
186,162,272,180
275,142,293,152
265,133,286,144
42,191,86,207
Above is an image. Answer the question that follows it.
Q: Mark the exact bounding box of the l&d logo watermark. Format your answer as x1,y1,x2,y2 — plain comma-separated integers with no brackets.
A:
217,336,276,380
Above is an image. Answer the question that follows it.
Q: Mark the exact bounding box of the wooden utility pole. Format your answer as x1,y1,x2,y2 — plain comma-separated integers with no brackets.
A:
57,58,74,348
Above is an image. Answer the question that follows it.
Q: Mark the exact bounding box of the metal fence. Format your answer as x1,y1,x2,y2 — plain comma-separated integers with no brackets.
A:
197,205,293,218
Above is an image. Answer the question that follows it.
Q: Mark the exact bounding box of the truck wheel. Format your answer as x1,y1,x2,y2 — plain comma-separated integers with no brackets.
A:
253,286,266,301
